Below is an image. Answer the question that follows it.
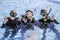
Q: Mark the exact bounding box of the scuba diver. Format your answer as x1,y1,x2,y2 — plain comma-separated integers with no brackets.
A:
35,8,59,40
20,10,35,40
34,7,60,40
0,10,20,40
39,8,52,40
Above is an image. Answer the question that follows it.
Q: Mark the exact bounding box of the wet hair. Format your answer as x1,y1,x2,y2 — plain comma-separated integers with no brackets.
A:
26,10,33,16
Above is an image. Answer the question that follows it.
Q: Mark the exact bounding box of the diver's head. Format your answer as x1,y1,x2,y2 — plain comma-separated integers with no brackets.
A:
40,9,48,18
10,10,17,17
26,10,33,19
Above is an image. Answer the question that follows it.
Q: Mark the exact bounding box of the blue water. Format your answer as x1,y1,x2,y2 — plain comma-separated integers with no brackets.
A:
0,0,60,40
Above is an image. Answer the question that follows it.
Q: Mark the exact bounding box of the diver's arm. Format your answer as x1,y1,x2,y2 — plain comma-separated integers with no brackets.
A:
50,19,59,24
1,17,8,28
1,23,6,28
50,18,59,24
1,19,8,28
53,20,59,24
50,14,59,24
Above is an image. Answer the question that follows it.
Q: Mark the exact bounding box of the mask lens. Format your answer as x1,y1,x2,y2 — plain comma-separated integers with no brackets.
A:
10,13,16,17
43,14,45,16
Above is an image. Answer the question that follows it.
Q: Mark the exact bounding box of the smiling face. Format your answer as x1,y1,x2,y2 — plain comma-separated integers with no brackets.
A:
26,12,33,17
26,11,33,19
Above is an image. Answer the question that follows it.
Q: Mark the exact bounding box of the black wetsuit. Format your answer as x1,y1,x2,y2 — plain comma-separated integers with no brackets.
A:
25,18,35,29
39,18,59,29
1,17,20,40
20,18,35,38
1,17,20,29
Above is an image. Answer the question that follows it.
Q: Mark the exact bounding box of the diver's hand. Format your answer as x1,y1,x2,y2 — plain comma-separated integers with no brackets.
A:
30,16,34,21
4,17,8,24
50,14,59,24
50,14,55,21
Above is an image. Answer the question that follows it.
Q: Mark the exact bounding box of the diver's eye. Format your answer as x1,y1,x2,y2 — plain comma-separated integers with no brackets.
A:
10,13,17,17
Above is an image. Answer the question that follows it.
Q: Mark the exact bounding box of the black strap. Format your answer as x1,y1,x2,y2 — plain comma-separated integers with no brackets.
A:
47,8,52,16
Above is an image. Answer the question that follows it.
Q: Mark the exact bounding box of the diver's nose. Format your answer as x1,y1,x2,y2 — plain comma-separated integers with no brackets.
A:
43,14,46,16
